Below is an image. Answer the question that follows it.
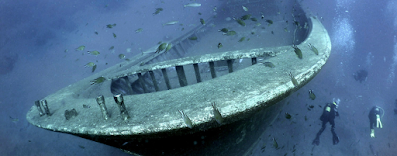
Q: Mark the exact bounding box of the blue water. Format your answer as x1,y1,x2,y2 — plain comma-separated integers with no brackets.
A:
1,0,397,155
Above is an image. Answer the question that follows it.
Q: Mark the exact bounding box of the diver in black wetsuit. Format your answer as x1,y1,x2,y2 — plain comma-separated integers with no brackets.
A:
369,106,383,138
312,101,340,145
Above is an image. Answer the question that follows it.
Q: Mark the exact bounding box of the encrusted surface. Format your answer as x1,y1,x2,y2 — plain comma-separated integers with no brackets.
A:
26,17,331,138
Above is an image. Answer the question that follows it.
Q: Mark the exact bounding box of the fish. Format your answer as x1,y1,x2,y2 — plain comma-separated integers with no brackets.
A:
242,6,248,11
308,89,316,100
289,72,298,87
184,3,201,7
113,33,117,38
217,43,223,49
294,21,300,27
238,37,246,42
76,45,85,51
90,76,106,85
261,15,264,19
223,31,236,36
9,116,19,123
262,62,275,68
156,43,168,53
109,46,114,50
165,43,172,52
218,28,228,33
236,19,246,26
153,8,163,15
163,21,179,26
118,54,125,59
284,28,288,32
135,28,143,33
188,36,198,40
285,112,292,119
241,14,251,20
106,24,116,28
200,18,205,25
273,138,279,149
87,50,100,56
85,62,95,67
266,20,273,26
91,65,97,73
94,31,98,35
308,43,319,55
213,6,217,11
292,45,302,59
250,17,258,22
178,110,193,129
212,102,223,124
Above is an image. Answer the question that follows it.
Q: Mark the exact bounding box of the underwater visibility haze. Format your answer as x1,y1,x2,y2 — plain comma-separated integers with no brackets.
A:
1,0,397,155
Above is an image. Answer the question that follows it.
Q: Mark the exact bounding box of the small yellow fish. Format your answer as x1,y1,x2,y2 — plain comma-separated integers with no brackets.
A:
165,43,172,53
87,50,100,56
156,43,168,53
135,28,143,33
236,19,246,26
153,8,163,15
212,102,223,124
308,89,316,100
178,110,193,129
273,138,279,149
188,36,198,40
242,6,248,11
238,37,245,42
266,20,273,26
118,54,125,59
85,62,95,67
289,72,298,87
92,65,97,73
163,21,179,26
106,23,116,28
292,45,302,59
217,43,223,49
224,31,236,36
308,43,319,55
200,18,205,25
76,45,85,51
184,3,201,7
90,76,106,85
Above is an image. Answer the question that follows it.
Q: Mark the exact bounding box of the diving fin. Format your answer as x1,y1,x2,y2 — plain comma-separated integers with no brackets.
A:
312,136,320,146
332,135,339,145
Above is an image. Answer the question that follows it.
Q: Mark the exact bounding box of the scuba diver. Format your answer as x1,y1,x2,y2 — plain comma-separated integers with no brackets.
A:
368,106,384,138
312,98,340,146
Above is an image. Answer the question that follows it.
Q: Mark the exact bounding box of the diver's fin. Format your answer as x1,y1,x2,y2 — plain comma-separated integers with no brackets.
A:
332,135,339,145
312,136,320,146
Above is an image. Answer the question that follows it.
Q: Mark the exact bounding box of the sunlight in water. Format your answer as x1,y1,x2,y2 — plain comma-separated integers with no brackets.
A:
386,1,397,86
387,36,397,86
332,17,355,86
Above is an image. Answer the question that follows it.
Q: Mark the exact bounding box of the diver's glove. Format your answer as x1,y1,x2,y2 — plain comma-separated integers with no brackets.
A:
376,114,382,128
370,129,375,138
